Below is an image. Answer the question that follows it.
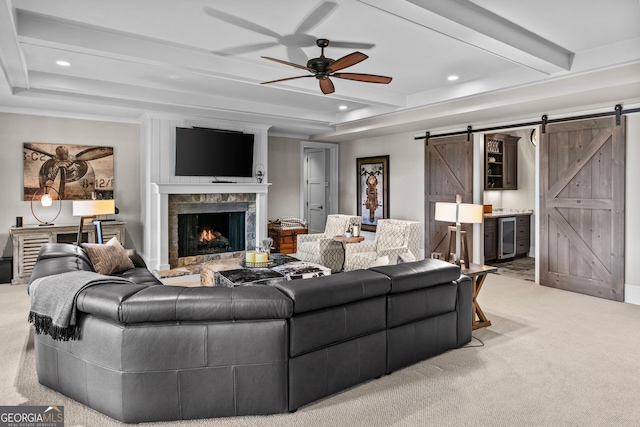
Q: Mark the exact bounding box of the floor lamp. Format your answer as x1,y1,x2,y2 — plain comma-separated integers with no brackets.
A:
434,196,484,268
72,200,115,245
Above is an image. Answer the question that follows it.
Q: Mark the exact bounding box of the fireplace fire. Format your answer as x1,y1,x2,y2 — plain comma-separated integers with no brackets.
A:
198,228,229,251
178,211,245,257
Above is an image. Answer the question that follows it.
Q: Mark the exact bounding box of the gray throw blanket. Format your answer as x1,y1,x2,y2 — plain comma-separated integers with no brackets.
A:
28,270,134,341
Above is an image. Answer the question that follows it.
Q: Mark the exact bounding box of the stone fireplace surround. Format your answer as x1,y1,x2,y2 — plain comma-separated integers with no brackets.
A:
168,193,255,269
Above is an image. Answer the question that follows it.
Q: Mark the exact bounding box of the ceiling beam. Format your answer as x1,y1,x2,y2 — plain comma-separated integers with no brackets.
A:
360,0,573,75
0,0,29,89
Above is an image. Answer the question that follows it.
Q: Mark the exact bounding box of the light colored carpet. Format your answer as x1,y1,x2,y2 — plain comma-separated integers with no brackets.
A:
2,273,640,427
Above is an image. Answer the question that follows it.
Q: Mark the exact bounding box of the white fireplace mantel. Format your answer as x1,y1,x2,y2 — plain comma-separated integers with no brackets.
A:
148,182,271,271
154,182,271,195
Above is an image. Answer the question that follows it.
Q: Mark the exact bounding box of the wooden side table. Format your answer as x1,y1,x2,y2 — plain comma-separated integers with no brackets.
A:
333,235,365,271
460,263,498,330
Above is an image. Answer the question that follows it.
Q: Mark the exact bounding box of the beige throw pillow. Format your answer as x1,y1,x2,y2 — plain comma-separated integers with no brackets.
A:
82,237,135,275
371,255,389,267
398,251,416,264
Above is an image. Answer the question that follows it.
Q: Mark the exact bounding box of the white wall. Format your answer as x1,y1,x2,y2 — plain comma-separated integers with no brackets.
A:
625,113,640,304
267,136,301,220
0,113,141,257
337,131,425,251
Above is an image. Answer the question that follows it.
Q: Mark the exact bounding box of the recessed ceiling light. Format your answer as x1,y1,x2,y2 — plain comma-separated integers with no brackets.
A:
447,75,459,81
339,105,348,110
56,60,71,67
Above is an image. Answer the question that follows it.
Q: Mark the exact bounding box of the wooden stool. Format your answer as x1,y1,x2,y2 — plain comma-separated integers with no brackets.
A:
446,226,470,268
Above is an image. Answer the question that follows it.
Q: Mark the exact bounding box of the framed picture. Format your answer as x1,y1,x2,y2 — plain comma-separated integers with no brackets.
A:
357,155,389,231
23,143,114,201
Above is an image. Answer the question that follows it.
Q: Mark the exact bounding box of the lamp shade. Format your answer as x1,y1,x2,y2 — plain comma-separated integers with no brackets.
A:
457,203,484,224
72,200,115,216
434,201,483,224
434,202,458,222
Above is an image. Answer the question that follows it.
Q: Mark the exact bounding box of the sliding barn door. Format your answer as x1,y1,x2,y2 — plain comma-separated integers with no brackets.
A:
540,116,625,301
425,135,474,258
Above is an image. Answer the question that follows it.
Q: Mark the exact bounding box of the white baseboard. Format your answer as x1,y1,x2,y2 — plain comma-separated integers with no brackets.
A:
625,284,640,305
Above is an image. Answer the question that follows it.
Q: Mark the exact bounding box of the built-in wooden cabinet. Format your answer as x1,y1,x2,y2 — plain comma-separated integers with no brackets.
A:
484,214,530,262
485,133,520,190
484,217,498,262
9,221,126,284
515,215,530,256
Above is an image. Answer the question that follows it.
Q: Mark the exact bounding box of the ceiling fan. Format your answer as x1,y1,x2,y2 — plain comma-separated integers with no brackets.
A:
260,39,392,95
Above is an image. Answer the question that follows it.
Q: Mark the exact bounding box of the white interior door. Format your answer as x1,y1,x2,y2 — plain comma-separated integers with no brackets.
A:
306,149,327,233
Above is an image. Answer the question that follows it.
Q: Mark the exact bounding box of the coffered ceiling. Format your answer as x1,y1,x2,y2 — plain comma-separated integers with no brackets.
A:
1,0,639,138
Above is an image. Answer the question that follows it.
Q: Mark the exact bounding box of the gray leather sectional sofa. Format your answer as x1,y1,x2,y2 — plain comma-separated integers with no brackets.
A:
28,243,472,423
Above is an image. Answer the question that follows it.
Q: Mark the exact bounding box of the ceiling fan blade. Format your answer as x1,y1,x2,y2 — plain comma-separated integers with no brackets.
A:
261,75,313,85
262,56,312,71
333,73,392,84
329,41,376,50
329,52,368,72
295,1,338,34
204,7,281,39
319,78,335,94
215,41,280,56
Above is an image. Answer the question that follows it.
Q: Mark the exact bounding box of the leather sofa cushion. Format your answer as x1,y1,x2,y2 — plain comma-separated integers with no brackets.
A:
370,258,461,294
386,282,458,328
111,267,164,286
288,297,386,357
77,285,293,324
29,243,95,286
273,269,390,314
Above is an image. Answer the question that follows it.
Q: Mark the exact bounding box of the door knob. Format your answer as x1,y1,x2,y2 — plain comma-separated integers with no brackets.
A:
319,206,323,209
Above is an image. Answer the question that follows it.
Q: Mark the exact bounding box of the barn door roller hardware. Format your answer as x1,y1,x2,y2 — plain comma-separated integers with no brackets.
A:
415,104,639,141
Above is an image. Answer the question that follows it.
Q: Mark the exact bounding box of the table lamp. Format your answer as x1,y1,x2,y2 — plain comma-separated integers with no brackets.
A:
31,185,62,226
434,195,483,268
72,199,115,245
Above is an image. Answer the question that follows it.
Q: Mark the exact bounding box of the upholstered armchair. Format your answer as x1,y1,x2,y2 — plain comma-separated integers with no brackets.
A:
295,214,362,273
344,219,422,271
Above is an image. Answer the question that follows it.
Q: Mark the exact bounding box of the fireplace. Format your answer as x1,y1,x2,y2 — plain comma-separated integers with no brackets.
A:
167,195,255,268
178,211,245,257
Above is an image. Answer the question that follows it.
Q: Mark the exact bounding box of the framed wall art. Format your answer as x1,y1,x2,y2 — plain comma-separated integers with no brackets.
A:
357,155,389,231
23,143,115,201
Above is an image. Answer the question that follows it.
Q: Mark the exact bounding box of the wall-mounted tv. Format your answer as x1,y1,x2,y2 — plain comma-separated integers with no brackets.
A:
175,127,254,177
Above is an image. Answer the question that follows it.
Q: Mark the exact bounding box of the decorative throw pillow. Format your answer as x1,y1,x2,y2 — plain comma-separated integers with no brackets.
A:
82,237,135,275
371,255,389,267
398,251,416,264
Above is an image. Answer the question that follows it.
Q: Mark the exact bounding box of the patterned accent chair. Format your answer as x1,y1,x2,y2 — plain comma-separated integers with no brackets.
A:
344,219,422,271
295,214,362,273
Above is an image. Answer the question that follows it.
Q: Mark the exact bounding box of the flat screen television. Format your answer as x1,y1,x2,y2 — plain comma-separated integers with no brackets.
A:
175,127,254,177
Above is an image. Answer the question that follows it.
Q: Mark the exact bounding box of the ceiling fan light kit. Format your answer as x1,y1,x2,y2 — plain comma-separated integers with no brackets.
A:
261,38,392,94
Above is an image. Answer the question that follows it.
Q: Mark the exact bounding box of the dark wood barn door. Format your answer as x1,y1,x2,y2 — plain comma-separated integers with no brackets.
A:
540,116,625,301
425,135,474,258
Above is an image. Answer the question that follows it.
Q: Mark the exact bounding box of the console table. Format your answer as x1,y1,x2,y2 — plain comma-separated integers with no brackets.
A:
9,221,126,284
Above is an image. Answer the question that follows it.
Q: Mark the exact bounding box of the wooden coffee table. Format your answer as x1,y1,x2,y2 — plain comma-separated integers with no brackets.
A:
460,263,498,330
